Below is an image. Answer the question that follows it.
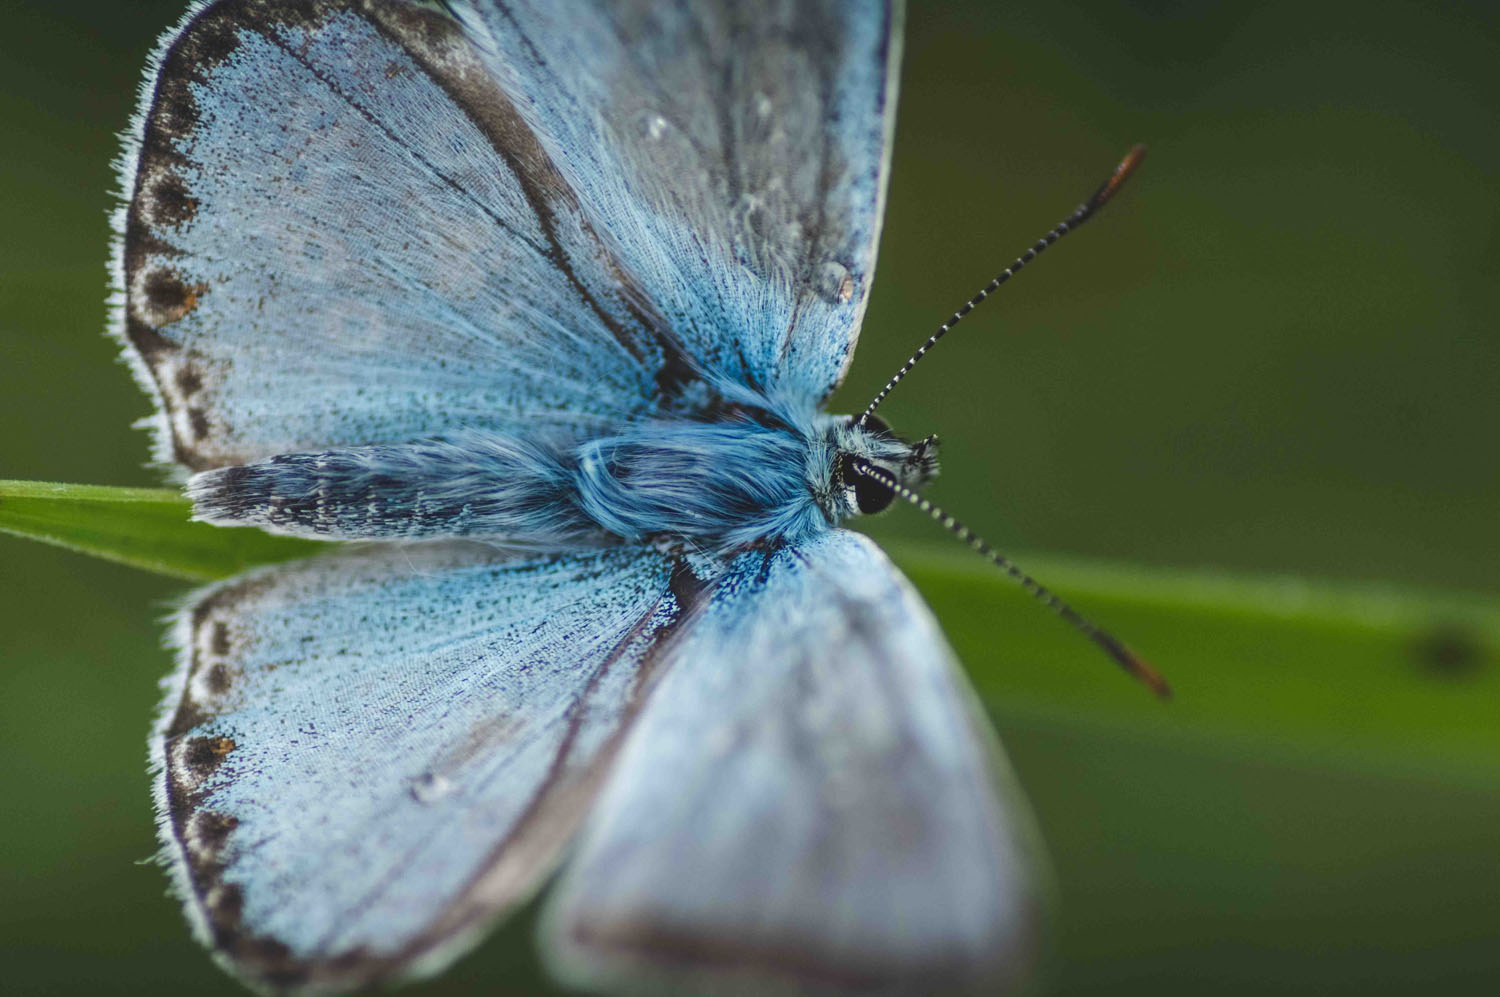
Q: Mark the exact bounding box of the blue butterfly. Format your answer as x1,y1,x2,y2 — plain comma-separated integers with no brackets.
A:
113,1,1153,992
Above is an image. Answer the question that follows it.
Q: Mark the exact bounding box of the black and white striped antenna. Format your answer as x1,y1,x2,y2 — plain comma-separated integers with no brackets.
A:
850,458,1171,699
857,145,1147,426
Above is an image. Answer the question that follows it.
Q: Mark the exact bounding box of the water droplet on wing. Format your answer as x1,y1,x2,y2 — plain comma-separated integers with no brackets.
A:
641,113,668,141
410,772,454,804
815,261,854,304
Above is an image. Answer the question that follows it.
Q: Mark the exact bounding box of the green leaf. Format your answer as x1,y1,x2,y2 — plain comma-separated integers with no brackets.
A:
0,479,323,581
887,543,1500,786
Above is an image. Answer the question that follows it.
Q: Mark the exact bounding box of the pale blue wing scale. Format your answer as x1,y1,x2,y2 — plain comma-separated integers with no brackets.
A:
154,542,702,991
541,530,1048,994
117,1,684,471
456,0,902,400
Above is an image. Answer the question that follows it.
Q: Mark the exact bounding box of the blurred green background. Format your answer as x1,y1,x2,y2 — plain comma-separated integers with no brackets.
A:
2,1,1497,994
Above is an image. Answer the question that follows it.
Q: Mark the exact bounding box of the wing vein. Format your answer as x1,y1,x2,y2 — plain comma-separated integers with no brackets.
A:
257,24,552,264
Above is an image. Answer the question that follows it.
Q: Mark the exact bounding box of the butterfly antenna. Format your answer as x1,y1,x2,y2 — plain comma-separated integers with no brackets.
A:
850,459,1171,698
857,144,1147,426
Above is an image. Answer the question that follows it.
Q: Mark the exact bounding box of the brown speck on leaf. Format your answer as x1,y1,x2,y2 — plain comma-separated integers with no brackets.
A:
1411,624,1487,679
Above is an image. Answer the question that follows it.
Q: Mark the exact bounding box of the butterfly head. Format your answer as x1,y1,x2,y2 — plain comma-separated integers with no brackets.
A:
826,414,940,520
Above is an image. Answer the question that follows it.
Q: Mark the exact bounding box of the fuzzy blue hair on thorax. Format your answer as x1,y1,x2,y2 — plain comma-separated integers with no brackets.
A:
572,411,834,551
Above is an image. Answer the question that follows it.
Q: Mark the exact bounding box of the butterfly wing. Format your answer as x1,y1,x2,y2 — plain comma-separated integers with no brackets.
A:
119,0,900,472
117,1,693,470
459,0,902,400
154,541,705,991
543,530,1049,994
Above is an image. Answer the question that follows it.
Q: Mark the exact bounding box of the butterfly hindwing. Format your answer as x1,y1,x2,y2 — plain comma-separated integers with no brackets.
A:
155,541,704,991
542,530,1048,994
420,0,902,401
118,0,690,471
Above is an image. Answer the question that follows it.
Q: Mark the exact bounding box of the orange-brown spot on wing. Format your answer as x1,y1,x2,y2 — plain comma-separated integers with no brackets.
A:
140,268,209,325
178,734,239,785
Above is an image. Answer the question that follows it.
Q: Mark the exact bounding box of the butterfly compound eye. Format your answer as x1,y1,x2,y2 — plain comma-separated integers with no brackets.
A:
850,466,896,515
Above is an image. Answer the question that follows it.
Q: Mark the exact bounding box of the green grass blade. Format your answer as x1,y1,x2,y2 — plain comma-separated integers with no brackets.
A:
885,542,1500,787
0,479,323,581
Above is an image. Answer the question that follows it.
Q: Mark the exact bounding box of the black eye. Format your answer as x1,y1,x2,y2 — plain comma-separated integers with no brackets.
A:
851,466,895,515
859,413,893,437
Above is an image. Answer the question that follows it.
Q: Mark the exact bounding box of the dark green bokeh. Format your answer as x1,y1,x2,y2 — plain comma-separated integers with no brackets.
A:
2,2,1497,994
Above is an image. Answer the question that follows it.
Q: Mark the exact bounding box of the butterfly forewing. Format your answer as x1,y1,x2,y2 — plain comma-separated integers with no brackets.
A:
433,0,901,401
117,0,899,472
543,530,1049,994
117,0,682,470
155,542,701,991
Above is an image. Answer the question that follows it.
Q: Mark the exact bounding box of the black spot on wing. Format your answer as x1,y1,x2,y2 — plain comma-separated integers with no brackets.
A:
175,366,203,396
182,735,238,778
140,169,200,229
209,620,231,657
204,664,234,696
187,408,211,441
139,268,207,325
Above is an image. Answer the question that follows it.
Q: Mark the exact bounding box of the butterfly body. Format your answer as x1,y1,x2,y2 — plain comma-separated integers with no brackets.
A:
115,1,1048,993
191,379,938,551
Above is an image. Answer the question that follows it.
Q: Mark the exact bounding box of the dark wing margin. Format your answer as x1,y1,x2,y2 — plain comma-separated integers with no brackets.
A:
111,0,695,473
153,542,710,992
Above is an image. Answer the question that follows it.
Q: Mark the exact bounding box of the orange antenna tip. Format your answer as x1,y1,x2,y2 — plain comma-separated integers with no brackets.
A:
1091,143,1148,211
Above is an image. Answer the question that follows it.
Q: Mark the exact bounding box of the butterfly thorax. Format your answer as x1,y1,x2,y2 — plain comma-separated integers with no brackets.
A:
189,393,938,553
574,402,939,548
